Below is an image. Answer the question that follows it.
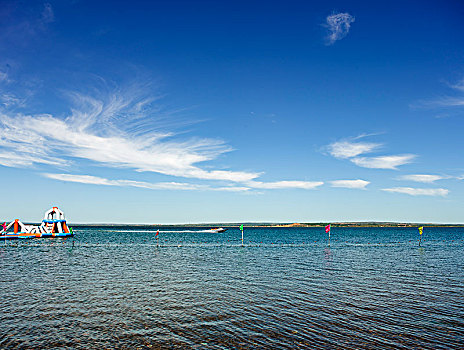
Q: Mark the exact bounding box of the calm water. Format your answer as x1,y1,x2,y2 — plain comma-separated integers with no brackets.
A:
0,227,463,349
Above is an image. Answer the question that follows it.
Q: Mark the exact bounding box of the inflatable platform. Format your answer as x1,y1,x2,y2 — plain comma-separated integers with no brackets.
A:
1,207,73,240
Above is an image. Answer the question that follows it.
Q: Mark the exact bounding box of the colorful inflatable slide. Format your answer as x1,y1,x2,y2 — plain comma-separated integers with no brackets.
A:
1,207,73,240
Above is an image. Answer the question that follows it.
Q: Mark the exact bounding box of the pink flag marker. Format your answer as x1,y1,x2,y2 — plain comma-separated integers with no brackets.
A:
325,224,331,246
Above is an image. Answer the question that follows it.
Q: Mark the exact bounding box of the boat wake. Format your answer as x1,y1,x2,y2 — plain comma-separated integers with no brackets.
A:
106,229,222,233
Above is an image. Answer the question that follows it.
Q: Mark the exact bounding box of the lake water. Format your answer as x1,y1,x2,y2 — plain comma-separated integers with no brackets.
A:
1,226,463,349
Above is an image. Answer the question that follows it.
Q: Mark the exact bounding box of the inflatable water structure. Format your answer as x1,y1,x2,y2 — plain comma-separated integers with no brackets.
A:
1,207,73,240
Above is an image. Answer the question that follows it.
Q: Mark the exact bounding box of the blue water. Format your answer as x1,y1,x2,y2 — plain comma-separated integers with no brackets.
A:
0,226,463,349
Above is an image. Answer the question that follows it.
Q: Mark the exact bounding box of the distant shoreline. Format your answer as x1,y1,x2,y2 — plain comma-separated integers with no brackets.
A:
52,222,464,228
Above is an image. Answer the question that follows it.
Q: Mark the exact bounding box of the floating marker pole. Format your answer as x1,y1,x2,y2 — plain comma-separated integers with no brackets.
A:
70,227,74,247
418,226,423,246
240,224,244,246
155,229,160,247
325,224,331,246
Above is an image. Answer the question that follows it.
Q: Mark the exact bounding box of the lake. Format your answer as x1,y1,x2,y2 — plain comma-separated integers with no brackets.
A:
1,226,463,349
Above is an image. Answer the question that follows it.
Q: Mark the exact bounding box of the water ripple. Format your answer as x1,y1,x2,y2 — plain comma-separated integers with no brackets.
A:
1,227,463,349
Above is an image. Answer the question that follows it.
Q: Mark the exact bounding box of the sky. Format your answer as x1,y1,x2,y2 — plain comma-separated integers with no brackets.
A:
0,0,463,224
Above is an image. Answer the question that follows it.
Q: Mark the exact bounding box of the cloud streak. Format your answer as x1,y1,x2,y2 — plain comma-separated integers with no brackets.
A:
0,84,327,192
328,140,381,159
0,90,261,182
398,174,445,183
382,187,449,197
43,173,324,192
43,173,251,192
330,179,369,189
325,13,355,45
413,97,464,108
351,154,415,170
411,77,464,109
246,180,323,190
327,138,415,170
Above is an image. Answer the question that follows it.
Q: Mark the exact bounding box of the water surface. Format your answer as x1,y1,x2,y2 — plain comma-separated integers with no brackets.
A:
1,227,463,349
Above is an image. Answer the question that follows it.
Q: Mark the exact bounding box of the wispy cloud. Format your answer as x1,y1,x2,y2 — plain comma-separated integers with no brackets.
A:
330,179,369,189
0,84,328,192
246,180,323,190
351,154,415,170
412,77,464,109
0,151,66,168
328,140,381,159
0,93,25,108
43,173,250,192
450,78,464,92
398,174,445,183
382,187,449,197
414,97,464,108
44,173,325,192
0,89,261,182
325,12,355,45
327,137,415,170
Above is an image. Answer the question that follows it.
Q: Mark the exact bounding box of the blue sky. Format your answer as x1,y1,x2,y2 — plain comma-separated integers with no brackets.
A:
1,0,463,223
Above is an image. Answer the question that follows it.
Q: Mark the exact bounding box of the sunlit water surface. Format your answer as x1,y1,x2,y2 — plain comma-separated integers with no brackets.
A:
1,227,463,349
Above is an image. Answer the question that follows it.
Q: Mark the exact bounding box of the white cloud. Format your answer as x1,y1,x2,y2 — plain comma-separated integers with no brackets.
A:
325,13,355,45
328,140,381,159
0,91,261,183
351,154,415,169
0,93,24,108
382,187,449,197
412,77,464,109
326,138,416,170
437,98,464,107
330,179,369,189
450,78,464,92
43,173,250,192
246,180,323,190
0,151,66,168
44,173,324,192
0,85,325,191
214,186,251,192
398,174,445,183
414,97,464,108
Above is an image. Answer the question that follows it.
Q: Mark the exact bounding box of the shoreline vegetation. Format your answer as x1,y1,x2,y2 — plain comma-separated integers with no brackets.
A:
54,222,464,228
